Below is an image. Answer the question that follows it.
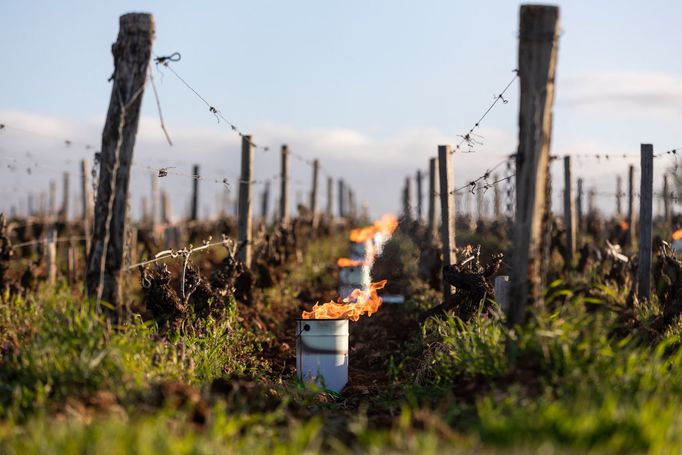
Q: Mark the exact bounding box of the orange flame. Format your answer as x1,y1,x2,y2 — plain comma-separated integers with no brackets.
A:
674,229,682,241
349,214,399,243
337,258,366,267
301,280,388,321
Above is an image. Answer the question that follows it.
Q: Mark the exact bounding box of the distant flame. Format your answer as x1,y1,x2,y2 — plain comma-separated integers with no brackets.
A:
337,258,366,268
674,229,682,241
349,214,399,243
302,280,388,321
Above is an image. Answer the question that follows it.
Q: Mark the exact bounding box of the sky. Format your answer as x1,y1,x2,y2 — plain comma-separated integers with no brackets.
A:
1,0,681,220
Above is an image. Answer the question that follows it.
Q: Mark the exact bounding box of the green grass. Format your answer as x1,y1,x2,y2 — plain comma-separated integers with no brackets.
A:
3,230,682,453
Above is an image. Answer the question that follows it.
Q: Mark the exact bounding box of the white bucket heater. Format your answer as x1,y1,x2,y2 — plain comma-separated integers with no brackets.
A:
296,318,349,393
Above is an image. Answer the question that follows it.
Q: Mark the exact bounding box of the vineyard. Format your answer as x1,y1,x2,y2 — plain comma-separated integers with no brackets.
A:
2,3,682,455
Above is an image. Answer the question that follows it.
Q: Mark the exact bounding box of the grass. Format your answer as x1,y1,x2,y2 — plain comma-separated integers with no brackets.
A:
2,229,682,453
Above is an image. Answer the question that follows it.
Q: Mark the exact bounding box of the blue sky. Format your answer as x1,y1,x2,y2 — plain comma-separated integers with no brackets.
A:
1,0,681,218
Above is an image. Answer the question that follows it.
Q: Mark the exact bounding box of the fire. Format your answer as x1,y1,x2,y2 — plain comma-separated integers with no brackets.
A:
337,258,366,268
302,280,388,321
674,229,682,241
349,214,399,243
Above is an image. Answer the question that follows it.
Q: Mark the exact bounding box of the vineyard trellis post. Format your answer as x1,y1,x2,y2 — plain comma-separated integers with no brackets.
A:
310,158,319,223
161,190,172,224
563,156,576,267
637,144,653,301
86,12,155,310
663,174,671,224
150,172,160,231
626,164,635,248
427,157,438,243
48,180,57,218
46,228,57,285
190,164,199,221
238,135,253,268
326,176,333,218
261,180,270,221
416,169,423,222
338,179,345,218
348,188,356,220
438,144,456,299
576,177,583,231
403,176,412,221
508,4,559,326
493,173,501,220
80,159,93,254
60,172,70,222
280,145,289,225
616,175,623,216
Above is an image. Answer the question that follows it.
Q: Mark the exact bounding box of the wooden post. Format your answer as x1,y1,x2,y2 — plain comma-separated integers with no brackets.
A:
495,275,511,315
476,185,485,221
161,190,172,224
48,180,57,218
576,177,584,230
626,164,635,248
493,173,501,220
616,175,623,216
190,164,199,221
416,169,423,222
403,176,412,221
261,180,270,221
326,176,333,218
66,243,77,285
338,179,345,218
141,197,149,224
509,5,559,326
80,159,93,254
348,188,356,220
46,228,57,285
663,174,671,224
638,144,654,301
86,13,154,308
438,145,456,299
60,172,70,222
237,135,253,267
279,145,289,224
309,159,319,216
588,188,596,215
563,156,576,266
150,172,160,230
427,157,439,242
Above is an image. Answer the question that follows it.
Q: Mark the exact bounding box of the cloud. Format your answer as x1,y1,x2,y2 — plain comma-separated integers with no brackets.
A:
0,109,521,219
559,70,682,117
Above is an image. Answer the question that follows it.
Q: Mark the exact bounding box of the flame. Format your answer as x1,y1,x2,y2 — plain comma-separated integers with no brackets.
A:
301,280,388,321
337,258,366,268
349,214,399,243
674,229,682,241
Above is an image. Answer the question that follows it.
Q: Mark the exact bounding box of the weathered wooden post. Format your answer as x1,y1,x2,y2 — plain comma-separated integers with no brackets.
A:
416,169,423,222
476,185,485,221
493,173,501,220
427,157,439,242
86,13,154,308
80,159,93,254
403,176,412,221
310,159,319,214
348,188,356,220
190,164,199,221
150,172,160,230
141,197,149,224
495,275,511,315
626,164,635,248
326,176,333,218
587,188,596,215
563,156,576,266
663,174,671,224
60,172,70,222
161,190,172,224
279,145,289,225
616,175,623,216
48,180,57,218
46,228,57,285
638,144,654,301
509,5,559,326
238,135,253,267
576,177,584,230
338,179,346,218
261,180,271,221
438,145,456,299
